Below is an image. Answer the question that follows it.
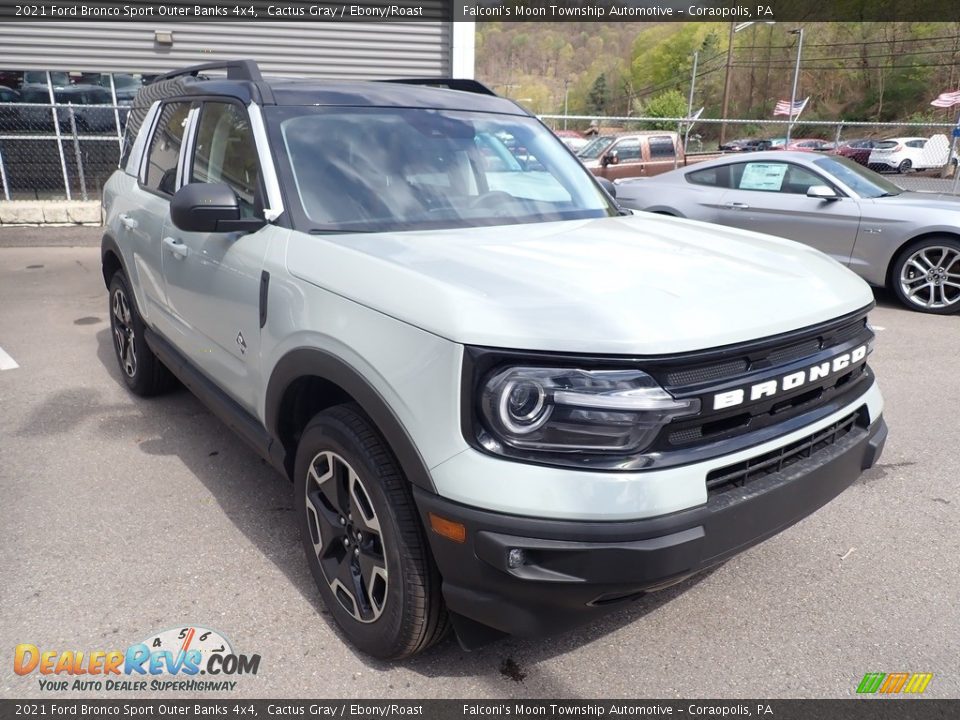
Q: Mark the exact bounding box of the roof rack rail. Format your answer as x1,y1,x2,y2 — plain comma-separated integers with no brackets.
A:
151,59,264,84
381,78,497,96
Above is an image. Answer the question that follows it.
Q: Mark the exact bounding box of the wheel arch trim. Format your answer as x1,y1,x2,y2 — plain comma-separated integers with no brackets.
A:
265,347,436,492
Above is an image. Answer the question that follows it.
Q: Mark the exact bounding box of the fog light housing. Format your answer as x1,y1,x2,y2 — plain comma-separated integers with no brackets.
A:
507,548,526,569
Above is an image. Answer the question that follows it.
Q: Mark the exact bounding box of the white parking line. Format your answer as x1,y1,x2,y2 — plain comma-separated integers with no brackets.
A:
0,345,19,370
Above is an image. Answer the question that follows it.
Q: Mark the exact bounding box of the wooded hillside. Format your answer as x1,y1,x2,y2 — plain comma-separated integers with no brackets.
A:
475,21,960,131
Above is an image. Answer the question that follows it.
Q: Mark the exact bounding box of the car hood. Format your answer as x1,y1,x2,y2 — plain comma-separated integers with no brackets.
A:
286,215,873,355
869,190,960,210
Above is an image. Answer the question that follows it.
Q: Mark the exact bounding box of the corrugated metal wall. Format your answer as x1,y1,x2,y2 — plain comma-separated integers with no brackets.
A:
0,21,452,79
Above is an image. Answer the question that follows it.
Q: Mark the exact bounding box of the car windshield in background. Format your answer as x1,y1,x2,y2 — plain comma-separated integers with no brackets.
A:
270,107,617,233
812,155,903,198
577,136,614,159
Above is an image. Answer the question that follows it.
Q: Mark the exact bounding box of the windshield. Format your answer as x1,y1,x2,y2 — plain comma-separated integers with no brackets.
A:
577,136,615,159
269,107,618,233
813,156,903,198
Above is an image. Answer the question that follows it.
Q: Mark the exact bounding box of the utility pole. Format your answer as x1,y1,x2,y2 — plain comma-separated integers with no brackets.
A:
786,28,804,145
719,22,736,147
563,79,569,130
682,50,699,160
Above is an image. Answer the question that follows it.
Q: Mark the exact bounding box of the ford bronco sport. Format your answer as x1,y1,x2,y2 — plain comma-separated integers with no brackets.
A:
101,60,887,659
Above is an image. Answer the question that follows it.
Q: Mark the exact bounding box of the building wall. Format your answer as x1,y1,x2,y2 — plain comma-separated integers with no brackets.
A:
0,21,474,79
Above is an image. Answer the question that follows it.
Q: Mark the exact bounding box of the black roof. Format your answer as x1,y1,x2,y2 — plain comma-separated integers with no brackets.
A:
125,61,526,144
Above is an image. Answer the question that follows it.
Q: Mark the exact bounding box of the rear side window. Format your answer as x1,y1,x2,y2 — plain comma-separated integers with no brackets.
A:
191,102,260,216
143,102,190,196
648,136,675,159
687,166,727,187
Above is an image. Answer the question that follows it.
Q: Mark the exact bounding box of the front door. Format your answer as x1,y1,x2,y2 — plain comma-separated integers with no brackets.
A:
716,160,862,265
160,100,274,412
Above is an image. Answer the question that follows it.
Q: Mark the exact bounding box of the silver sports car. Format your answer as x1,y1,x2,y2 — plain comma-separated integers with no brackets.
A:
615,151,960,314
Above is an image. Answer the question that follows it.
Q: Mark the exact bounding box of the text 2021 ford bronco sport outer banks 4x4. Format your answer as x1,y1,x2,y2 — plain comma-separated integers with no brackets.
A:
101,60,887,659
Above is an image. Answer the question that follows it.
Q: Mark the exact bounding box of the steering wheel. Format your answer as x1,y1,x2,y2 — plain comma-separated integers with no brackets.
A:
468,191,517,213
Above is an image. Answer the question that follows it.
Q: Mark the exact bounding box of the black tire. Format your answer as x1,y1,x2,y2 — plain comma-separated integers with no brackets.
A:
890,237,960,314
294,404,448,659
898,159,912,173
107,271,174,395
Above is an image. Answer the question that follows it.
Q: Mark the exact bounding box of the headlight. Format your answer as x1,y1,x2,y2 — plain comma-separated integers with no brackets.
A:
477,366,700,461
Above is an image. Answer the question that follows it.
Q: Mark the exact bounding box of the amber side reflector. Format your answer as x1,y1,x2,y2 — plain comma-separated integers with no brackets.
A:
428,513,467,543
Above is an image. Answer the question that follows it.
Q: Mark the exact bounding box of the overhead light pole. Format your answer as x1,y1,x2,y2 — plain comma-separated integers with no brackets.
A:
786,28,804,145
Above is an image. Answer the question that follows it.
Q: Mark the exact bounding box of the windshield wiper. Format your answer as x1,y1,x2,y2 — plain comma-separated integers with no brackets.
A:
308,227,375,235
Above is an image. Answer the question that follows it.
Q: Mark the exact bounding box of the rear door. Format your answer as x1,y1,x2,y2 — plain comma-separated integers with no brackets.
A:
716,160,861,264
116,100,192,330
644,135,680,176
159,100,274,411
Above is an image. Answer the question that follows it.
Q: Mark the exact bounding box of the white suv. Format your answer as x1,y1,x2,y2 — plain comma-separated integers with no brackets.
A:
101,61,887,659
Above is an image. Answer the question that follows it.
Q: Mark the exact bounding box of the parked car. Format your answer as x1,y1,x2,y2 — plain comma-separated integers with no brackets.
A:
616,150,960,314
18,83,116,132
21,70,71,88
720,138,773,152
0,84,19,129
581,131,684,179
102,62,885,659
555,131,589,153
867,135,956,173
835,138,878,166
785,138,832,152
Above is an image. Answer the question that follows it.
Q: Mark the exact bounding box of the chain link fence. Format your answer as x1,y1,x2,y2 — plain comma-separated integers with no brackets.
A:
541,114,960,194
0,99,124,202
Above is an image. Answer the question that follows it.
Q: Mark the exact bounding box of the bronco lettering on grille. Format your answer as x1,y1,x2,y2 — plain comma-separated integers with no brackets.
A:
712,345,868,410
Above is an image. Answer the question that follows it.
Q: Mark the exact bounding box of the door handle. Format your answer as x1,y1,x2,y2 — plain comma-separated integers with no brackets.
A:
119,214,138,230
724,202,750,210
162,236,188,259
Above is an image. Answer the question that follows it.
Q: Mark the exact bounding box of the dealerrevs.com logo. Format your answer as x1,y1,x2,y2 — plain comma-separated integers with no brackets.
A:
14,626,260,692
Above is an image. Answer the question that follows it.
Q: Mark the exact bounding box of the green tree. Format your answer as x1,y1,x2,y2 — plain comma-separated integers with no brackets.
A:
588,74,609,115
633,90,688,130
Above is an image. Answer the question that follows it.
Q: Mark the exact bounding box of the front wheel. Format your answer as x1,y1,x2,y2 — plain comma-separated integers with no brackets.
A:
891,238,960,314
294,404,448,659
897,159,912,173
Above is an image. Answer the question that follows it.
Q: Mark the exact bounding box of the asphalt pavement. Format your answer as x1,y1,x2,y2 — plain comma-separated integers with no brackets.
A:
0,226,957,700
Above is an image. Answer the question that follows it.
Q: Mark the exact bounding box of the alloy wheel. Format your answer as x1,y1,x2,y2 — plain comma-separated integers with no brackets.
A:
304,451,388,623
899,245,960,310
111,287,137,377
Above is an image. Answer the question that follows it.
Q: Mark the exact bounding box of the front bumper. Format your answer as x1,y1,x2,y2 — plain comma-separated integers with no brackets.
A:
415,414,886,642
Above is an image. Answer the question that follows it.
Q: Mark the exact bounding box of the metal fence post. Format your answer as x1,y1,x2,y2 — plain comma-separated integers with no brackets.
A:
68,104,88,202
0,141,10,201
108,73,123,153
46,71,72,201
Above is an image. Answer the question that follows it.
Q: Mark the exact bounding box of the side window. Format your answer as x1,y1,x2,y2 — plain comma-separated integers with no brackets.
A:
143,102,190,196
191,102,261,215
648,136,676,159
906,140,925,149
612,138,641,162
687,166,723,187
779,164,827,194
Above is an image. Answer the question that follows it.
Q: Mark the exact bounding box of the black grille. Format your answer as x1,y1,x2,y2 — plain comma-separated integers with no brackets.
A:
705,409,863,494
667,359,749,386
657,315,868,391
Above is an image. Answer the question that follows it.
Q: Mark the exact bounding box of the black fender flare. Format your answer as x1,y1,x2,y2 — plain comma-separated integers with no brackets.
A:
265,348,436,492
100,231,126,288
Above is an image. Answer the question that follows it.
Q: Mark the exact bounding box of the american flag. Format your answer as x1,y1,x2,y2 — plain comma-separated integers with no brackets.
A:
931,90,960,108
773,97,809,117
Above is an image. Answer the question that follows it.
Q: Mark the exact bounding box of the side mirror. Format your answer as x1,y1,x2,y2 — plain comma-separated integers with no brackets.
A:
602,150,620,167
806,185,839,201
170,183,265,233
597,177,617,198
